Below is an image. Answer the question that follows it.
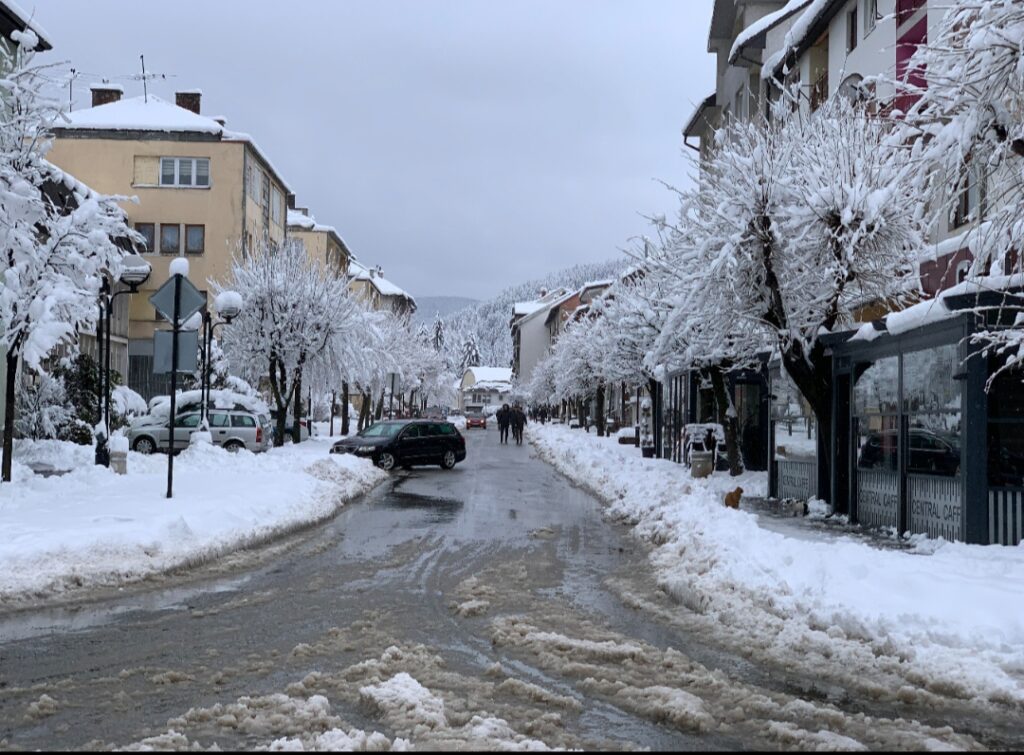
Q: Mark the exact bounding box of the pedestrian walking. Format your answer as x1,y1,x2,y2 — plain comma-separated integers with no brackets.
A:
511,404,527,445
496,403,511,444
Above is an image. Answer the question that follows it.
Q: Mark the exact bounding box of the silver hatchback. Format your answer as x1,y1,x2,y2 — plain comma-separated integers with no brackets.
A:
128,409,273,454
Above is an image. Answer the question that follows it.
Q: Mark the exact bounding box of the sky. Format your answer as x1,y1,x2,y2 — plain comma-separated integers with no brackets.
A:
34,0,716,300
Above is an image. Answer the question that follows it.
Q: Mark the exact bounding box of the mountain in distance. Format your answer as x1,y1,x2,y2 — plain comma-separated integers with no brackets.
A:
412,296,481,325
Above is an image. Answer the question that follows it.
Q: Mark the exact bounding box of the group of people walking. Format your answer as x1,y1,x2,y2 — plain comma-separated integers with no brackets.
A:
495,404,527,445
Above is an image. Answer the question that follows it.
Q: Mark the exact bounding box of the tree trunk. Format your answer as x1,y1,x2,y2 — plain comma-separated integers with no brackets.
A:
595,382,606,437
780,340,834,504
374,389,385,421
360,391,372,430
268,356,289,448
2,351,18,483
292,367,303,443
341,382,350,435
709,364,744,477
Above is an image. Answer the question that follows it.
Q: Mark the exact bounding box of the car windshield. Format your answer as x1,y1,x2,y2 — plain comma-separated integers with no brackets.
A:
360,422,404,438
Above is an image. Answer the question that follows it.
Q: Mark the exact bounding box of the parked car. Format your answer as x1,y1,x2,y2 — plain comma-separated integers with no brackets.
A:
129,408,273,454
465,412,487,429
330,419,466,471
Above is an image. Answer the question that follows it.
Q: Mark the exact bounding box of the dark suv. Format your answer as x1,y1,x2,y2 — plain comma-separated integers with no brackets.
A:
330,419,466,471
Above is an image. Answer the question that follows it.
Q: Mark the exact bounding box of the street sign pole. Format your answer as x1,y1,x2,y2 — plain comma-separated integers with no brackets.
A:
389,373,396,419
167,275,181,499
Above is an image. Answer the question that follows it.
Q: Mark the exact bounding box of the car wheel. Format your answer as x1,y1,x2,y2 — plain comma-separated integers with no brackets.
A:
377,452,396,471
441,450,457,470
224,440,244,453
133,436,156,455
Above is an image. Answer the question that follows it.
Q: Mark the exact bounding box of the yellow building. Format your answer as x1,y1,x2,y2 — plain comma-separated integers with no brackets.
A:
347,260,416,317
286,207,352,276
48,87,292,398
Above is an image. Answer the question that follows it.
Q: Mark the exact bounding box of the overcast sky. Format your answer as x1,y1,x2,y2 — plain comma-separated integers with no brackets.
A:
36,1,715,300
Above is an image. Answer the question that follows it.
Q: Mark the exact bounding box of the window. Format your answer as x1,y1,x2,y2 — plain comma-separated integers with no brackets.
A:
950,164,984,230
247,163,262,203
176,413,201,428
864,0,878,35
135,223,155,253
261,173,270,225
210,412,230,428
159,157,210,188
271,186,283,225
231,414,257,428
185,224,205,255
847,7,859,52
160,224,180,255
955,259,970,284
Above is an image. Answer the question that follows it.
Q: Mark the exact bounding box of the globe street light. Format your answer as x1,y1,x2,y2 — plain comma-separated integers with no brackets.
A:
95,254,152,466
199,291,243,428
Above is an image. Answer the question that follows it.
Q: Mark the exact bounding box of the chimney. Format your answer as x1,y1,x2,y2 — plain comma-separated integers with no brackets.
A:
90,83,123,107
175,89,202,114
211,115,227,127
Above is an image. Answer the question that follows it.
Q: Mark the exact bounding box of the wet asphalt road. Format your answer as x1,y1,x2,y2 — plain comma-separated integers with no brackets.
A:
0,427,1021,750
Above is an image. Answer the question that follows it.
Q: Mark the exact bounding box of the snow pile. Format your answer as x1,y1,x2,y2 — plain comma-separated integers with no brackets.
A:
215,289,243,316
268,728,410,751
360,672,448,732
0,438,387,604
528,424,1024,704
111,384,148,417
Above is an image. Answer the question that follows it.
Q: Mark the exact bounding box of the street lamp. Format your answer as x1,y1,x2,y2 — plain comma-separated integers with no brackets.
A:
199,291,242,428
95,254,152,466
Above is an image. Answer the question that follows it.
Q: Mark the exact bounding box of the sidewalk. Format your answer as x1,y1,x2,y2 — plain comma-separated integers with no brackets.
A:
528,423,1024,706
0,436,386,608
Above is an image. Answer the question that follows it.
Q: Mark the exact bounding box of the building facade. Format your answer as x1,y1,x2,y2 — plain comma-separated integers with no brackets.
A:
48,88,292,398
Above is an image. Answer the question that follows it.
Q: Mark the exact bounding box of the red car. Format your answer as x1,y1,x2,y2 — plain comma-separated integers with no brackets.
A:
466,412,487,429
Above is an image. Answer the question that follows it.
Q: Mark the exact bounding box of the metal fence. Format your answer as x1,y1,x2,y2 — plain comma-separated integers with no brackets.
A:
989,489,1024,546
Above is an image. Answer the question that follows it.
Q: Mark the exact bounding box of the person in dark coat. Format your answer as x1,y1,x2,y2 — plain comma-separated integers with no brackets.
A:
511,404,527,445
496,403,511,444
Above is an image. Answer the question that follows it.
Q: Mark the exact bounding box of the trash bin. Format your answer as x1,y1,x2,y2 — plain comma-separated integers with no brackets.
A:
690,450,714,479
641,445,656,458
110,450,127,475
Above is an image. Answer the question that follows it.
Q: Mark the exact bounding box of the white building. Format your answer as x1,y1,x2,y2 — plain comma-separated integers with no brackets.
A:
459,367,513,414
510,288,571,386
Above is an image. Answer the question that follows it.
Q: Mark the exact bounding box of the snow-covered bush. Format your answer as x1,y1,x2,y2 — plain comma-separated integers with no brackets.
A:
14,368,71,441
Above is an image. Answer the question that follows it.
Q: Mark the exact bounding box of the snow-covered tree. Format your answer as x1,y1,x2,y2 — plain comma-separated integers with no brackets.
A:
458,334,482,373
655,93,927,492
0,31,137,480
905,0,1024,374
432,314,445,352
214,239,366,445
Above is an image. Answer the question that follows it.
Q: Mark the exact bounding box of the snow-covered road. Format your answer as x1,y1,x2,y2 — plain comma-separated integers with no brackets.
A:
0,428,1019,750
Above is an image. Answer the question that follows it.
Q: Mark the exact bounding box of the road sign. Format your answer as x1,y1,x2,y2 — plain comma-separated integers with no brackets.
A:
153,330,199,373
150,274,206,325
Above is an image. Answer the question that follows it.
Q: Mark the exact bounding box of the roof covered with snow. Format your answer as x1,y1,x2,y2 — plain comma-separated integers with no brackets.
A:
683,93,718,139
765,0,842,78
61,95,225,135
729,0,813,65
348,259,415,304
464,367,513,386
56,95,293,192
1,0,52,49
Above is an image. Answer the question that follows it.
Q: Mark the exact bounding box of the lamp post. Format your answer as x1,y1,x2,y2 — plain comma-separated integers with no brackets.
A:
95,254,152,466
199,292,242,428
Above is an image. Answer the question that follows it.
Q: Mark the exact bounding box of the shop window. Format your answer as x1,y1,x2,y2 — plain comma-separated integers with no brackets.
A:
854,356,900,471
771,365,817,461
903,345,962,476
988,365,1024,487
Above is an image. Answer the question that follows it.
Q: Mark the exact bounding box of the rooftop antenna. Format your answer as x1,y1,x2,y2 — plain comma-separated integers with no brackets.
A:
140,54,147,102
68,67,75,111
